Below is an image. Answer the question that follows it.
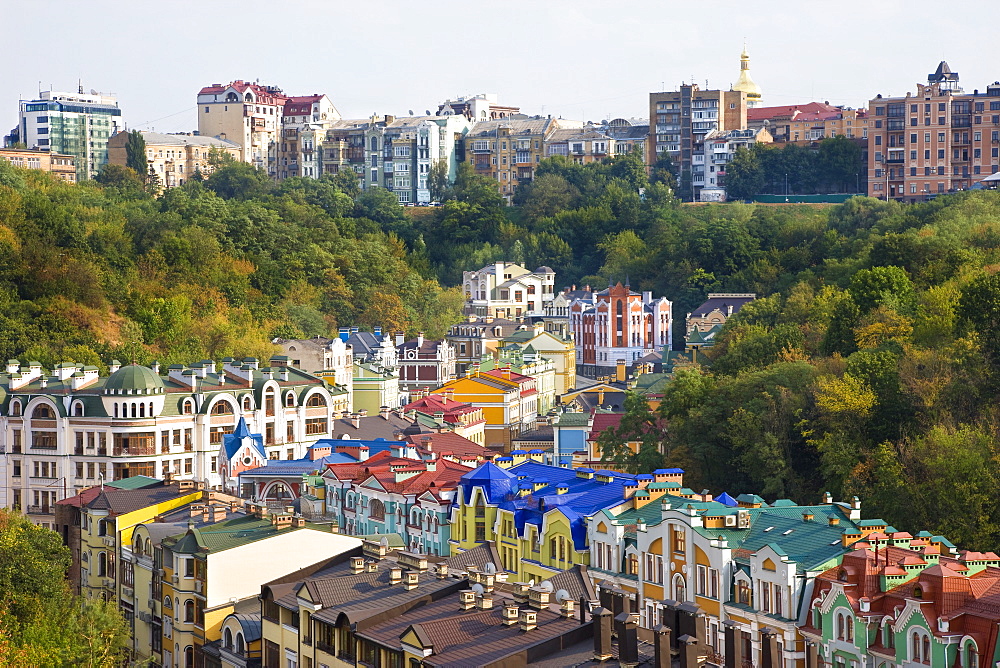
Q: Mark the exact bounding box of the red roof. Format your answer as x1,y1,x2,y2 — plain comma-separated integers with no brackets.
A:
197,80,288,105
403,395,482,422
588,413,624,442
480,368,534,386
747,101,841,122
406,432,493,461
283,95,325,116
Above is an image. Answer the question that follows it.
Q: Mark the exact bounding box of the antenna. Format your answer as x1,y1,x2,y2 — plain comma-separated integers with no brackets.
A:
483,562,497,574
539,580,554,593
555,589,571,603
471,582,485,595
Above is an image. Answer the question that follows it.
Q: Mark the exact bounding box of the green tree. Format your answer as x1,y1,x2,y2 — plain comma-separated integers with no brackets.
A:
125,129,148,176
428,160,450,202
725,146,764,201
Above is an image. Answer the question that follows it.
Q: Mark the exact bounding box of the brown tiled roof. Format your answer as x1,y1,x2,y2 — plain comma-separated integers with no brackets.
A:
331,413,426,440
78,483,196,516
441,542,503,573
356,594,585,668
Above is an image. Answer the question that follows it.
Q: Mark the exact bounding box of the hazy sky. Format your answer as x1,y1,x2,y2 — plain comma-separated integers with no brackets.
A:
4,0,1000,134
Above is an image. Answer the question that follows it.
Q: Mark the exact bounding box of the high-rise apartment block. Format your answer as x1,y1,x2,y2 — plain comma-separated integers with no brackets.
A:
867,62,1000,201
15,89,123,180
197,80,287,173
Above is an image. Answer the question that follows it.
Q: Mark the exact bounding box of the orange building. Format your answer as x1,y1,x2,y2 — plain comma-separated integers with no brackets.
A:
0,148,76,182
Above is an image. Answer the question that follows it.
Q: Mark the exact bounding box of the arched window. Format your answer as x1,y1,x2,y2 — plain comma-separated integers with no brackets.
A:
97,551,107,577
837,613,845,639
184,599,195,623
211,401,234,415
244,93,252,102
131,403,137,418
32,404,55,419
674,574,686,602
369,499,385,520
182,399,194,415
139,403,145,418
306,393,327,407
242,396,252,411
149,402,154,416
226,92,238,102
10,400,21,416
923,636,930,663
224,628,233,650
98,519,108,537
163,596,172,609
114,403,119,418
912,632,922,662
73,402,84,417
285,392,295,407
846,616,854,642
966,641,979,668
913,585,923,599
236,633,245,654
184,645,194,668
370,137,378,151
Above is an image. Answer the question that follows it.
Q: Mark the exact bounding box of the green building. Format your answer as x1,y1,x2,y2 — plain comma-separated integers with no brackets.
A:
17,89,123,180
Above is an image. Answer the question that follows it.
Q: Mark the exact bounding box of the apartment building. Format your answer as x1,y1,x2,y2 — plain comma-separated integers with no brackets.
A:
696,126,773,201
197,80,287,173
0,147,76,182
446,316,525,376
867,61,1000,201
437,92,519,120
465,117,574,198
106,131,240,187
14,88,123,180
462,262,557,319
430,369,538,451
274,94,341,180
568,282,672,378
0,358,341,525
395,333,457,397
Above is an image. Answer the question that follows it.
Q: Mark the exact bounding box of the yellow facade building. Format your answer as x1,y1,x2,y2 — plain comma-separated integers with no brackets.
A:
107,131,241,188
430,369,538,451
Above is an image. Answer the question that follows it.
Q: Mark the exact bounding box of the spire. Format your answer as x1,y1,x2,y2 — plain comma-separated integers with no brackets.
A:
733,45,762,108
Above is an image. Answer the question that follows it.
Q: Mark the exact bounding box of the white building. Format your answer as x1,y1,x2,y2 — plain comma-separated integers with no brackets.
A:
462,262,556,320
15,89,123,180
0,358,341,527
696,126,773,201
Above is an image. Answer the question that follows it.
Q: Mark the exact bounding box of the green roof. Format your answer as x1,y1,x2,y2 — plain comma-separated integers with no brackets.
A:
107,476,162,490
104,364,165,393
163,515,328,554
356,533,406,549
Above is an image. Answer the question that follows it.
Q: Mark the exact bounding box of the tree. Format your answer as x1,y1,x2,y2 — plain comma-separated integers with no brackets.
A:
0,509,129,666
95,164,145,195
204,161,272,200
125,130,148,176
597,392,674,473
817,135,863,193
849,265,915,314
725,146,764,201
958,272,1000,373
428,160,450,202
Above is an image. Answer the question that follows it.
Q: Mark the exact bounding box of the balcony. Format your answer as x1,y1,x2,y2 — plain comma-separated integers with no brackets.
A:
26,505,53,515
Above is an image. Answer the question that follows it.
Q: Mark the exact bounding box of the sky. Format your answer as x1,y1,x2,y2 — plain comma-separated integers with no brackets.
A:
3,0,1000,135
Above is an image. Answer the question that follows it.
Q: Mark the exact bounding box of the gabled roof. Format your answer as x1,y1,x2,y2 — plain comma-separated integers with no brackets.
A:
223,417,266,461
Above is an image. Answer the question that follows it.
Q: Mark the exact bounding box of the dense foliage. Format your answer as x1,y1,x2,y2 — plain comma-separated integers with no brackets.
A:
596,190,1000,551
0,158,464,370
726,136,865,200
0,509,129,666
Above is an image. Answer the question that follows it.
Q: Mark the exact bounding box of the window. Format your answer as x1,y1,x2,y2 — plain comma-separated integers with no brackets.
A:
672,526,686,554
211,401,234,415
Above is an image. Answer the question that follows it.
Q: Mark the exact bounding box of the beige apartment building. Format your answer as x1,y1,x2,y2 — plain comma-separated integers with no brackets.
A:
107,131,240,187
197,80,287,173
868,61,1000,202
0,148,76,182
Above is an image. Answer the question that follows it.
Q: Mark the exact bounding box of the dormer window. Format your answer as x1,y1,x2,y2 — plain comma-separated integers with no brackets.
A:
913,585,923,599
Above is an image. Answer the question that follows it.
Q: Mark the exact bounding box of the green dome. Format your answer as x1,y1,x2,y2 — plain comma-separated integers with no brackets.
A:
103,364,165,394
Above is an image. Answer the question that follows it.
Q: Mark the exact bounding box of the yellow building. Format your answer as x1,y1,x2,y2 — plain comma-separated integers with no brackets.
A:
107,131,241,188
65,477,204,603
502,323,577,397
0,147,77,182
151,502,360,668
450,459,636,583
430,369,538,451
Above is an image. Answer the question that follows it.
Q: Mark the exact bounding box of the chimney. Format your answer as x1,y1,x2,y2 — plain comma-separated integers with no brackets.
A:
616,359,626,383
829,516,840,526
560,599,576,619
760,628,780,668
678,633,700,668
592,607,613,661
724,621,744,668
380,405,390,420
654,623,672,667
395,331,405,346
350,556,365,574
404,571,420,591
476,592,493,610
109,359,121,374
389,567,403,584
803,511,814,522
350,413,361,429
459,590,476,611
151,360,160,374
366,561,379,573
615,612,639,665
502,603,519,626
417,332,424,347
436,564,448,579
823,491,833,504
518,608,537,632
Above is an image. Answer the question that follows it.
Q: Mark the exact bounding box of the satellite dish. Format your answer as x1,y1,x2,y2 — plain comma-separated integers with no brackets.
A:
409,109,414,116
528,578,535,587
471,583,485,595
555,589,571,603
539,580,554,593
483,563,497,574
425,110,431,116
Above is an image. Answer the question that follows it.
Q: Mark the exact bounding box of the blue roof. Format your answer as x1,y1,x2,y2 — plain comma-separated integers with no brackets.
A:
238,452,356,477
654,468,685,474
223,418,266,461
459,462,518,504
309,437,406,456
460,460,636,551
714,492,739,507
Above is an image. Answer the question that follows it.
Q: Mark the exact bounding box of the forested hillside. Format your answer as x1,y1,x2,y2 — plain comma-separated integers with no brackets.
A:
7,153,1000,550
0,159,464,369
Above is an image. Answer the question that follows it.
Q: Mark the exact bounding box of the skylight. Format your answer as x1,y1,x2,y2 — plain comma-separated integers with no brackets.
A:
763,526,775,532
